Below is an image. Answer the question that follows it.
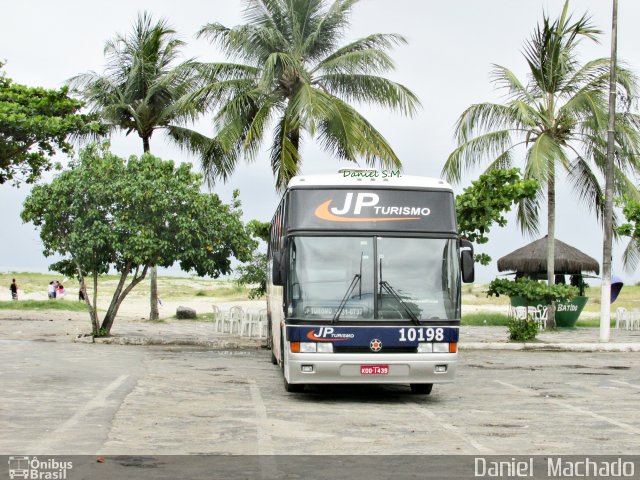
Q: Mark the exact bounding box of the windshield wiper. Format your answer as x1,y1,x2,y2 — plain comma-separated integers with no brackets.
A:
379,280,420,325
333,274,361,323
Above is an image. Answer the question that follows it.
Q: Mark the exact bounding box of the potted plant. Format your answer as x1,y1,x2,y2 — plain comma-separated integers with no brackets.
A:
487,277,580,332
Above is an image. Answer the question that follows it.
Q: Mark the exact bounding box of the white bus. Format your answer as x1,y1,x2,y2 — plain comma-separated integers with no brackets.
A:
266,171,474,394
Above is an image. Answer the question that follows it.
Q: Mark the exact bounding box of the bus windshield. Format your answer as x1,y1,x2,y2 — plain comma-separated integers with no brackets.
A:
287,236,460,321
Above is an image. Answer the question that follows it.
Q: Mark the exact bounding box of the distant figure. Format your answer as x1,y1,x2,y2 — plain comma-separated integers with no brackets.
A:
57,284,66,299
48,281,56,300
79,288,85,302
9,279,18,300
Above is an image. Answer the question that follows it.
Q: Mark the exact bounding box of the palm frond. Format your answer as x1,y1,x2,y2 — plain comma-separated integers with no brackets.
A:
516,185,542,236
443,130,513,183
270,109,301,191
622,238,640,272
318,74,420,116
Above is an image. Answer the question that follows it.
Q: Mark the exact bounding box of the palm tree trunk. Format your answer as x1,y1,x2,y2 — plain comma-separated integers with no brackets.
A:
150,264,159,321
546,164,556,329
142,135,160,321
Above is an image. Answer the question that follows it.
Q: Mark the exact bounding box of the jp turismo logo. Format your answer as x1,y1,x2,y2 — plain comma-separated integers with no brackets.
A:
370,339,382,352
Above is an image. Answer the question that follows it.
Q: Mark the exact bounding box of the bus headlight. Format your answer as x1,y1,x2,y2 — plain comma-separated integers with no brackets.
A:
299,342,317,353
297,342,334,353
432,343,450,353
316,342,333,353
418,343,456,353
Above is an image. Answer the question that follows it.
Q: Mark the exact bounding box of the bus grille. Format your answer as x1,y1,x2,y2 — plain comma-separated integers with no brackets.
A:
333,346,418,354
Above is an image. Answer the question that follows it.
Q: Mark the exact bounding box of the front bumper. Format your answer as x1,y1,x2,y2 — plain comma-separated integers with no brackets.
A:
285,352,457,384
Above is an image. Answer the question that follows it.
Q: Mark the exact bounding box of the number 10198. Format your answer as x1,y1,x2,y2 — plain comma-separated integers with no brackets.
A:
398,327,444,342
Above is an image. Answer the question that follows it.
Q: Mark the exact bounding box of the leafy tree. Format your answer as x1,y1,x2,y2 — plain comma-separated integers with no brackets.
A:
456,168,539,265
0,63,101,185
70,12,205,320
21,144,255,336
442,1,640,327
616,195,640,270
190,0,420,191
236,220,270,299
487,277,578,305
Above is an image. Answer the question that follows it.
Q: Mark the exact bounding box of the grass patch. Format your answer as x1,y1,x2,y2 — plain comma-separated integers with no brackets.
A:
575,318,615,328
461,313,510,326
193,285,247,297
0,300,88,312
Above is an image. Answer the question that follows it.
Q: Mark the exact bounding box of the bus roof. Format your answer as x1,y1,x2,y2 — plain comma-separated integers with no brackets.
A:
287,173,453,191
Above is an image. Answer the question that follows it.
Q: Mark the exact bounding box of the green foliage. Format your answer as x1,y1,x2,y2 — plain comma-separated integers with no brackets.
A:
487,277,578,304
247,220,271,243
456,168,539,265
507,317,538,341
0,63,103,185
191,0,421,190
21,144,255,335
236,219,271,299
93,327,108,338
616,195,640,270
236,252,268,299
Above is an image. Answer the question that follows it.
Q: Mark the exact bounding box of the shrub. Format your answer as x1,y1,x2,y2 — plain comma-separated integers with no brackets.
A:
508,316,538,341
487,277,578,304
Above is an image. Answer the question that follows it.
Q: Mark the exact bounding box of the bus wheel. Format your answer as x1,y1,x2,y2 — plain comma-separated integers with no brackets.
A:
410,384,433,395
269,323,277,365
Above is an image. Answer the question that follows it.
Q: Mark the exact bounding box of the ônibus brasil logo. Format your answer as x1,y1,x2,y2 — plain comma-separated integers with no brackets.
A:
8,456,73,479
307,327,355,342
314,192,431,222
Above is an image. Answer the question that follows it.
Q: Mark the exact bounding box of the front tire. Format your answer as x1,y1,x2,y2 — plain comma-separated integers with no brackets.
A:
410,383,433,395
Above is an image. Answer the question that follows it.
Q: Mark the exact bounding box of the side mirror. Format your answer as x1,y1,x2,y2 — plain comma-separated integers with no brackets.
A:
272,252,284,286
460,239,475,284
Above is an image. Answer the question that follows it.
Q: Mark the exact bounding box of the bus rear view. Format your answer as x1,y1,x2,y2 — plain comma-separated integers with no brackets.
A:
267,172,474,394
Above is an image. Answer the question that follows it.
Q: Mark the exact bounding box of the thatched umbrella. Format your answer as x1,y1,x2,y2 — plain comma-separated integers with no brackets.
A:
497,235,600,275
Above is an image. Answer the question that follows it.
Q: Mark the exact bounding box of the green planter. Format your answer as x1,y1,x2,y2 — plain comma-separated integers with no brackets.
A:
509,296,589,328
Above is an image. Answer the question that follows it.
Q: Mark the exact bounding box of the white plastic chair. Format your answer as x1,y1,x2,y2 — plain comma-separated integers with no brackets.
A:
258,308,268,338
630,309,640,331
228,306,244,334
513,306,528,320
615,307,630,330
532,305,547,330
212,305,223,331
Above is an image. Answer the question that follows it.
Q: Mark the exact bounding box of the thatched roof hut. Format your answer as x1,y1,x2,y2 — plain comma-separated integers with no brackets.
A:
497,235,600,275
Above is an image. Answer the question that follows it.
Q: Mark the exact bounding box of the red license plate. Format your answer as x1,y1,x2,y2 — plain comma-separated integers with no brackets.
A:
360,365,389,375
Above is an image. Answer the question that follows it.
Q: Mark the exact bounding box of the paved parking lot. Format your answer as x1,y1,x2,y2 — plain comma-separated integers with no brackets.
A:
1,339,639,455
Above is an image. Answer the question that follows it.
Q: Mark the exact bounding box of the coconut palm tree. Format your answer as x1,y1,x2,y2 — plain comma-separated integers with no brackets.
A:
442,1,640,328
184,0,420,191
70,12,204,321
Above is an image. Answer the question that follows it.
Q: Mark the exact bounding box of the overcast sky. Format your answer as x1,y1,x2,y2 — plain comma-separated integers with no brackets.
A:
2,0,639,284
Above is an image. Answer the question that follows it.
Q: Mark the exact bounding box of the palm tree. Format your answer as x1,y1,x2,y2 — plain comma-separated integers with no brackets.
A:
70,12,204,321
442,1,640,328
185,0,420,191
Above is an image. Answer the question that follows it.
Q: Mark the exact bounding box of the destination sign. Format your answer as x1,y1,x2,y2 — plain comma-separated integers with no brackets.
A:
288,189,456,233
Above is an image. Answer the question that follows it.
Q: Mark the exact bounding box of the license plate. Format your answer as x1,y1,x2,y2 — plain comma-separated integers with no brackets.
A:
360,365,389,375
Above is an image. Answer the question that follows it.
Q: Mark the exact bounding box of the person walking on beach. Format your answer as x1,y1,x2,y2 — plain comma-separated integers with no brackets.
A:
9,279,18,300
48,281,56,300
